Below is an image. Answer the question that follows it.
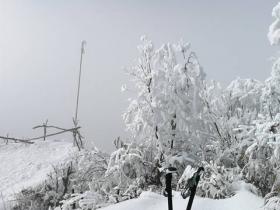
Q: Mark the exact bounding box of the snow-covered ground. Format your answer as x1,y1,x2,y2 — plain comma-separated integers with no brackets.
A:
0,139,265,210
100,189,264,210
0,139,77,208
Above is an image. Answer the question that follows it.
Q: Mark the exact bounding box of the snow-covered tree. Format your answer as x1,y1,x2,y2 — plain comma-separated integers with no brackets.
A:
123,37,213,171
236,2,280,201
262,59,280,119
268,2,280,46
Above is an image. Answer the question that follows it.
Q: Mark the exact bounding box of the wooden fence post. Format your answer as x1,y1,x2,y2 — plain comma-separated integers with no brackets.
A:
43,119,48,141
72,119,81,151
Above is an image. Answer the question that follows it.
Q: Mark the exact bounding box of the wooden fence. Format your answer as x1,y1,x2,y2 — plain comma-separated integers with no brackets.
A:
0,120,83,150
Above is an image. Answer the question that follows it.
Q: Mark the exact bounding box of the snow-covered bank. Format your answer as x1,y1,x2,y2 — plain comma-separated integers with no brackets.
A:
0,139,77,199
100,190,263,210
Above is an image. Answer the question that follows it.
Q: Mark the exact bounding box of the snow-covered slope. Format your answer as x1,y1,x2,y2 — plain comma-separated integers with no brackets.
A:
100,190,263,210
0,139,265,210
0,139,77,199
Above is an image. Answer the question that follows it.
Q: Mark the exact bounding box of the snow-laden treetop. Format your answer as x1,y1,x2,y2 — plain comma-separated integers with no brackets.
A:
268,2,280,45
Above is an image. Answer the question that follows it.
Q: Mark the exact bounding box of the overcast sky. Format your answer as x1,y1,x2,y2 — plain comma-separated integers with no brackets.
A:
0,0,279,152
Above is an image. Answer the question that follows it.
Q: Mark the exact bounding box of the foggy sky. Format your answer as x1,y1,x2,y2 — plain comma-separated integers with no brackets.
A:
0,0,278,152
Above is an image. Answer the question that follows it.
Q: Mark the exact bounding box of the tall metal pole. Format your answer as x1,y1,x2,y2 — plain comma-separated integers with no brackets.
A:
74,40,86,124
166,173,173,210
73,40,86,150
186,180,199,210
182,167,204,210
164,167,177,210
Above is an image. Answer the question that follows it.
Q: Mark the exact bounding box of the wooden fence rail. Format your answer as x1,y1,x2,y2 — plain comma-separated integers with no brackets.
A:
29,127,81,141
0,136,33,144
0,121,83,151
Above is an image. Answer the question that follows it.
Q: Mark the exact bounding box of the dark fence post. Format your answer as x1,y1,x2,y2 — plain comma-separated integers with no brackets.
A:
43,119,48,141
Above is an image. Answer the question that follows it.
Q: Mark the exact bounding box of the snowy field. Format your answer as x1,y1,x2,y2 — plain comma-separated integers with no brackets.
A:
0,140,266,210
0,139,77,203
100,190,264,210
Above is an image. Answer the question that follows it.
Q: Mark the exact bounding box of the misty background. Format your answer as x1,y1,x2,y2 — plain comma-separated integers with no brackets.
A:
0,0,278,152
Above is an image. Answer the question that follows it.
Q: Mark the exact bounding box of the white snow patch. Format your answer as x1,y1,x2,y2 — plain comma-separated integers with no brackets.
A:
100,189,263,210
0,139,77,200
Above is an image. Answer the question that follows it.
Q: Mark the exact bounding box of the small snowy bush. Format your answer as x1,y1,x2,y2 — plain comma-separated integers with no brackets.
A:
13,149,109,210
265,193,280,210
197,162,234,199
13,162,75,210
177,163,234,199
264,173,280,210
241,119,278,196
102,142,153,200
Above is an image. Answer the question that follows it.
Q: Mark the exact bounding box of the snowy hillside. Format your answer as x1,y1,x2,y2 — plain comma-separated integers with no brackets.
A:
100,190,263,210
0,139,77,201
2,1,280,210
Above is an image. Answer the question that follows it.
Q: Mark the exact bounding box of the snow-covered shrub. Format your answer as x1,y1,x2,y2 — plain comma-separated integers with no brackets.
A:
61,139,165,209
58,149,109,210
177,163,234,199
102,142,150,199
71,149,108,193
243,146,275,196
265,193,280,210
12,188,46,210
264,171,280,210
240,117,280,196
13,162,74,210
197,162,234,199
59,191,106,210
13,149,109,210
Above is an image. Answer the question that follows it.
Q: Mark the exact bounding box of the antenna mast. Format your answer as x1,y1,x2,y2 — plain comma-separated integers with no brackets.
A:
74,40,86,124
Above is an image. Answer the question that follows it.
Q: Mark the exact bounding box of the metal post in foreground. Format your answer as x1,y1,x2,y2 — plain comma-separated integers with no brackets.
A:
182,167,204,210
166,173,173,210
164,167,177,210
